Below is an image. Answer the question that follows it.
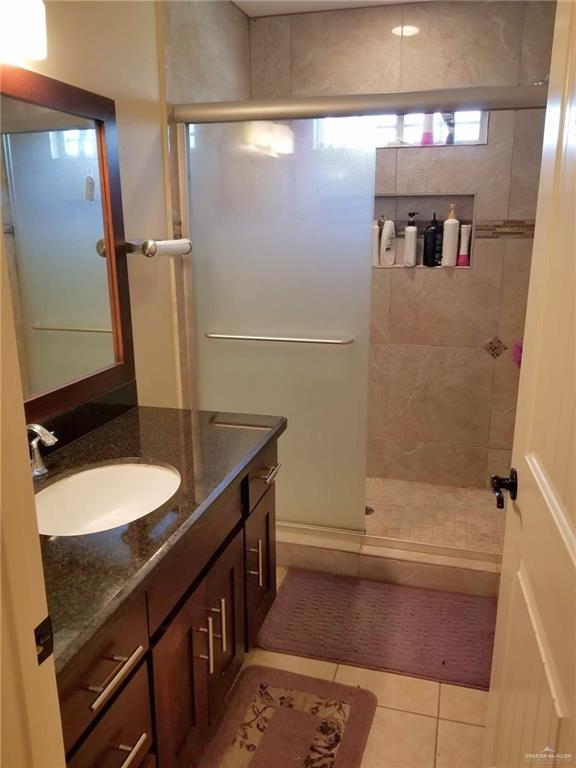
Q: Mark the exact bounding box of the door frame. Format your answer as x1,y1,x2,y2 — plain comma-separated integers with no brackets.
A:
1,238,65,766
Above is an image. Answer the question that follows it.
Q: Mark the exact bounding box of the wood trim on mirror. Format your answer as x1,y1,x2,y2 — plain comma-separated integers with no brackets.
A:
0,64,135,424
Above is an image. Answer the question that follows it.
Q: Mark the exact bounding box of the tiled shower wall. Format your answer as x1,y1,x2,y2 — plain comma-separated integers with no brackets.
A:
367,108,544,488
249,0,554,488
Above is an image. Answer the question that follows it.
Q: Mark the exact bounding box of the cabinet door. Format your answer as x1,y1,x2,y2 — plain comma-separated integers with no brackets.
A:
205,529,245,723
245,486,277,647
152,581,209,768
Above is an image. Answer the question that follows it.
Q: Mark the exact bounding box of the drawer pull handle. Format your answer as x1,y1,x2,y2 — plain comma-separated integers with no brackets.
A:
256,463,281,485
198,616,215,674
117,732,148,768
220,597,227,653
248,539,264,587
87,644,144,712
209,598,227,653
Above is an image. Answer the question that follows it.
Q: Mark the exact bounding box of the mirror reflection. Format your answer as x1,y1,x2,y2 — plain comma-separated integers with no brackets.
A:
1,95,116,399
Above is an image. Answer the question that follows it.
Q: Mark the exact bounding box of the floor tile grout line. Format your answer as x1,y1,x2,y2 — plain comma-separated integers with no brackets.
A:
374,704,440,721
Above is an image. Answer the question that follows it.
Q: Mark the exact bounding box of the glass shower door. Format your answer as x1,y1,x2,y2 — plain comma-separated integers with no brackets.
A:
187,118,375,532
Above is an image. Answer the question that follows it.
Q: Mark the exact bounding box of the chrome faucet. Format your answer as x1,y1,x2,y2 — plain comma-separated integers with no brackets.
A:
26,424,58,478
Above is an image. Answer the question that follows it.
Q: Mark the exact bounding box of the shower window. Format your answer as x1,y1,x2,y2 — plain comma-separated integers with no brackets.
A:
316,110,488,149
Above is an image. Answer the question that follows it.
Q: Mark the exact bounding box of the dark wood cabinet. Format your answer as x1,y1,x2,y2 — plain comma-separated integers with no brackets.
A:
59,593,149,752
152,581,209,768
65,438,279,767
153,529,245,767
245,486,277,646
68,663,152,768
205,529,245,722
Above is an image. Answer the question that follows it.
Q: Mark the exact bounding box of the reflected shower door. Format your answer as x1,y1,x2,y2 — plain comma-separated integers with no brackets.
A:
187,118,375,531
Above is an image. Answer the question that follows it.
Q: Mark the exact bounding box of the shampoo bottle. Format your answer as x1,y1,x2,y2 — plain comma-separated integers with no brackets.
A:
403,211,418,267
457,224,472,267
380,217,396,266
441,204,459,267
423,213,439,267
372,220,380,266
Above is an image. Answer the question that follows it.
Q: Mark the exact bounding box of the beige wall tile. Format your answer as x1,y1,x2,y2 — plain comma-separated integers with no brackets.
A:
250,16,291,98
370,270,391,343
396,112,516,220
163,0,250,103
361,707,437,768
509,110,546,218
400,2,524,91
336,665,439,716
291,6,402,97
486,449,512,488
381,440,488,487
436,720,485,768
489,353,520,450
244,649,337,680
499,239,533,345
383,345,493,445
388,241,504,347
276,542,358,576
358,554,499,596
367,438,387,478
368,343,388,438
375,148,397,195
439,684,488,726
520,1,556,85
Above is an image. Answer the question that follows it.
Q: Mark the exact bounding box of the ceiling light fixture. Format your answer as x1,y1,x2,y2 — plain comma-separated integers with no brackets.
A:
392,25,420,37
0,0,47,63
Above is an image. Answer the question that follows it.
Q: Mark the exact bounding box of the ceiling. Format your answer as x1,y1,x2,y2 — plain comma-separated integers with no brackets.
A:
234,0,425,18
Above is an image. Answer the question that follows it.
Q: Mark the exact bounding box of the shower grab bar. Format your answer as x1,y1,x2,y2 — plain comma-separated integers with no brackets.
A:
32,323,113,334
205,332,354,345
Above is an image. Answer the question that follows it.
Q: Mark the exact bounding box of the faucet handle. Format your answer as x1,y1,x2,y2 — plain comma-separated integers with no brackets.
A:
26,423,58,447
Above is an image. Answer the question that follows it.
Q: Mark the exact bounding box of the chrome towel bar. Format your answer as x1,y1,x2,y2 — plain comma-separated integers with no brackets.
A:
205,332,354,345
32,323,113,334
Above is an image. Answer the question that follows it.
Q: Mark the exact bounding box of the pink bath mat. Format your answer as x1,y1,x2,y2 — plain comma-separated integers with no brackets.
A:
257,569,497,690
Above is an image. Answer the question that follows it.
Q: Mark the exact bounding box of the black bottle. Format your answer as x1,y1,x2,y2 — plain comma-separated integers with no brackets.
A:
423,213,439,267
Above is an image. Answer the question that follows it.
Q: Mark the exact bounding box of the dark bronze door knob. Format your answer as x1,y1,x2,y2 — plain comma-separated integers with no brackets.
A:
491,468,518,509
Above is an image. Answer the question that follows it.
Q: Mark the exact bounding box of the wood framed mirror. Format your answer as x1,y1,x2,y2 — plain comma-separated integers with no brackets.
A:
0,65,135,424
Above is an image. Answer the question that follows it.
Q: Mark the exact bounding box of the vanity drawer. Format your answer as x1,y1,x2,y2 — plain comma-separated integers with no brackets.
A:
59,593,149,753
246,442,279,513
68,663,152,768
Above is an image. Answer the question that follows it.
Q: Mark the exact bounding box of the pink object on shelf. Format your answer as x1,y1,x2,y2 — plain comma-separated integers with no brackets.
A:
457,252,470,267
512,341,523,368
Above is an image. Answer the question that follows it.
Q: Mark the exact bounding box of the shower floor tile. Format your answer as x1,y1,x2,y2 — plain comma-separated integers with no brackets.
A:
366,477,504,556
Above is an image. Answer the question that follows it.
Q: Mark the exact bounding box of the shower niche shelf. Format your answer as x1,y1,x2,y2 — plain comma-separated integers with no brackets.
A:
373,193,475,269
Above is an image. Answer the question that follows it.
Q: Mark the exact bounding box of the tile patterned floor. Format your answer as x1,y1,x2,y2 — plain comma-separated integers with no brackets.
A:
243,566,487,767
366,477,505,556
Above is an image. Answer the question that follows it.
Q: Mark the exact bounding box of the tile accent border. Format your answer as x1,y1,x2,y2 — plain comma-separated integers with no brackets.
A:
475,219,535,239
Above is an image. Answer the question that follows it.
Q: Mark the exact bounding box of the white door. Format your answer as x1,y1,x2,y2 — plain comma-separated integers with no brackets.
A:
186,119,375,532
1,243,65,766
483,3,576,766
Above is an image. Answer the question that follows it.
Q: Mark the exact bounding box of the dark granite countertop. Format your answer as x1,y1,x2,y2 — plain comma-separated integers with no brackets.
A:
37,406,286,674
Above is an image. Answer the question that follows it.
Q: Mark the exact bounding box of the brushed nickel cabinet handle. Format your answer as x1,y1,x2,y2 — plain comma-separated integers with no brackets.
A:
87,645,144,712
198,616,215,674
117,732,148,768
220,598,227,653
256,464,281,485
248,539,264,587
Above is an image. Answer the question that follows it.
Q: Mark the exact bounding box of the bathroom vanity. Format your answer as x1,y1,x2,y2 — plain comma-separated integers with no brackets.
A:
38,406,286,767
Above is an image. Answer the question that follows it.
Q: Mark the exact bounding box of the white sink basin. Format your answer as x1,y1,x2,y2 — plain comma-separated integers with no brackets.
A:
35,462,181,536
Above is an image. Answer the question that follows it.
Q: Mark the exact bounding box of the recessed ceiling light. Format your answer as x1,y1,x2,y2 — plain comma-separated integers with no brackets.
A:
392,25,420,37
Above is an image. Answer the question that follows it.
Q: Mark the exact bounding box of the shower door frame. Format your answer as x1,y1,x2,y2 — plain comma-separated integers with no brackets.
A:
168,84,549,412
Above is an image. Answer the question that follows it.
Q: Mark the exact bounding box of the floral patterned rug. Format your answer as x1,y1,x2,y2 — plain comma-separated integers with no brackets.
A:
194,666,376,768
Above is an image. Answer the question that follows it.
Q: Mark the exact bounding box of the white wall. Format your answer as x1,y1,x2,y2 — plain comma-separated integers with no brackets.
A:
29,0,181,408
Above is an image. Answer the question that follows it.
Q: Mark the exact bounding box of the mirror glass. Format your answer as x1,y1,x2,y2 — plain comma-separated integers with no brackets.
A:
1,95,116,399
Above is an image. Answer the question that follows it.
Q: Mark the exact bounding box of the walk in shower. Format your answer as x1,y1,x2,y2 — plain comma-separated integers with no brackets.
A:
175,86,544,576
